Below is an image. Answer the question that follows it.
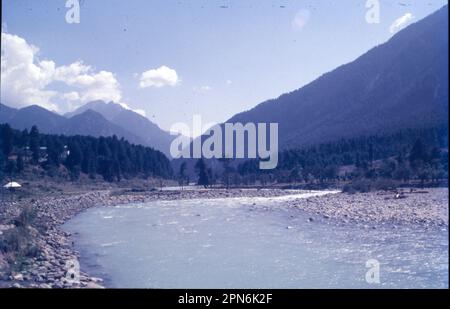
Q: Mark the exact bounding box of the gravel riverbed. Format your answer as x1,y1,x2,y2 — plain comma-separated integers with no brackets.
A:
0,187,447,288
290,188,448,227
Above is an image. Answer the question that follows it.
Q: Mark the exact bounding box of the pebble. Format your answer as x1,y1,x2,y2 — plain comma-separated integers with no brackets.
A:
86,282,105,289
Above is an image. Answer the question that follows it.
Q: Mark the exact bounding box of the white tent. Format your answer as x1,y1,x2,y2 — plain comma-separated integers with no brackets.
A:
3,182,21,188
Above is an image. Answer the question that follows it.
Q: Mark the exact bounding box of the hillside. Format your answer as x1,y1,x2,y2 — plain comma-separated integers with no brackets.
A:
226,6,448,150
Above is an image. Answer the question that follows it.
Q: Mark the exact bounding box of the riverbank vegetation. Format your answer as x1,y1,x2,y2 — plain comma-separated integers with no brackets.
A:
0,205,40,272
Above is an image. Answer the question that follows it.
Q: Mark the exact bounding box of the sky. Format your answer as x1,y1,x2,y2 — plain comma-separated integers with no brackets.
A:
1,0,448,135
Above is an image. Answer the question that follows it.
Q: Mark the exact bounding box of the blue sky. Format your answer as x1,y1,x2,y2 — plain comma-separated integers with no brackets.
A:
1,0,448,132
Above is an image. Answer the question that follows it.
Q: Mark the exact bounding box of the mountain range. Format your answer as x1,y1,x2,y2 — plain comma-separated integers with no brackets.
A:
64,101,175,156
224,5,448,150
0,101,175,157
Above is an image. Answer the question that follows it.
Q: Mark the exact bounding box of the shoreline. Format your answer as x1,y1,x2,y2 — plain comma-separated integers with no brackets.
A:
0,186,447,288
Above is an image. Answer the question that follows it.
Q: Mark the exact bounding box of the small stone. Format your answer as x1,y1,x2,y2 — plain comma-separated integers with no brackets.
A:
86,282,104,289
39,283,52,288
90,277,103,283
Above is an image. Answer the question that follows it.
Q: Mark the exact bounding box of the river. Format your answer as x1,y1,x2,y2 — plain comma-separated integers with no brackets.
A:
63,190,448,288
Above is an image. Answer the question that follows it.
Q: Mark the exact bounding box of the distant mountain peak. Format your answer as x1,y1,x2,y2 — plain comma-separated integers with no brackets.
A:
63,100,175,156
0,102,66,133
72,108,106,119
1,100,176,157
65,100,124,121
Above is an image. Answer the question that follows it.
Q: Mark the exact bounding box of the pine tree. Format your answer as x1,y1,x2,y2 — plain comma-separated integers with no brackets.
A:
178,162,187,189
66,140,83,180
409,139,428,170
29,126,40,164
1,124,14,157
16,153,24,173
195,158,209,188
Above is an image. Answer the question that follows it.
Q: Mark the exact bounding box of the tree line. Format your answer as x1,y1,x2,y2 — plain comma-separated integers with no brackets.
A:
190,126,448,187
2,122,447,188
0,124,173,182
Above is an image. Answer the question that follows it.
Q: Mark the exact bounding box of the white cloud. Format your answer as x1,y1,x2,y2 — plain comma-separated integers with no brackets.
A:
1,32,58,110
291,9,311,31
54,61,122,104
1,31,124,113
389,13,414,33
62,91,80,101
139,65,179,88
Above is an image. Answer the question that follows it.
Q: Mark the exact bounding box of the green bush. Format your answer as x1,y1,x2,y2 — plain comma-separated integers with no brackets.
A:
0,227,28,253
346,178,371,193
343,178,400,193
0,206,40,271
15,205,37,227
342,183,357,194
373,178,398,191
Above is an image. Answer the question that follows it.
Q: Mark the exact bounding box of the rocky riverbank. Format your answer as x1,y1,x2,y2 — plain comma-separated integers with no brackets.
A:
0,186,447,288
0,187,302,288
289,187,448,228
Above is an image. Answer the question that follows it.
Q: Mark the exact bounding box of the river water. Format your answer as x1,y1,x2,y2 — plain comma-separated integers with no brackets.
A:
63,191,448,288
